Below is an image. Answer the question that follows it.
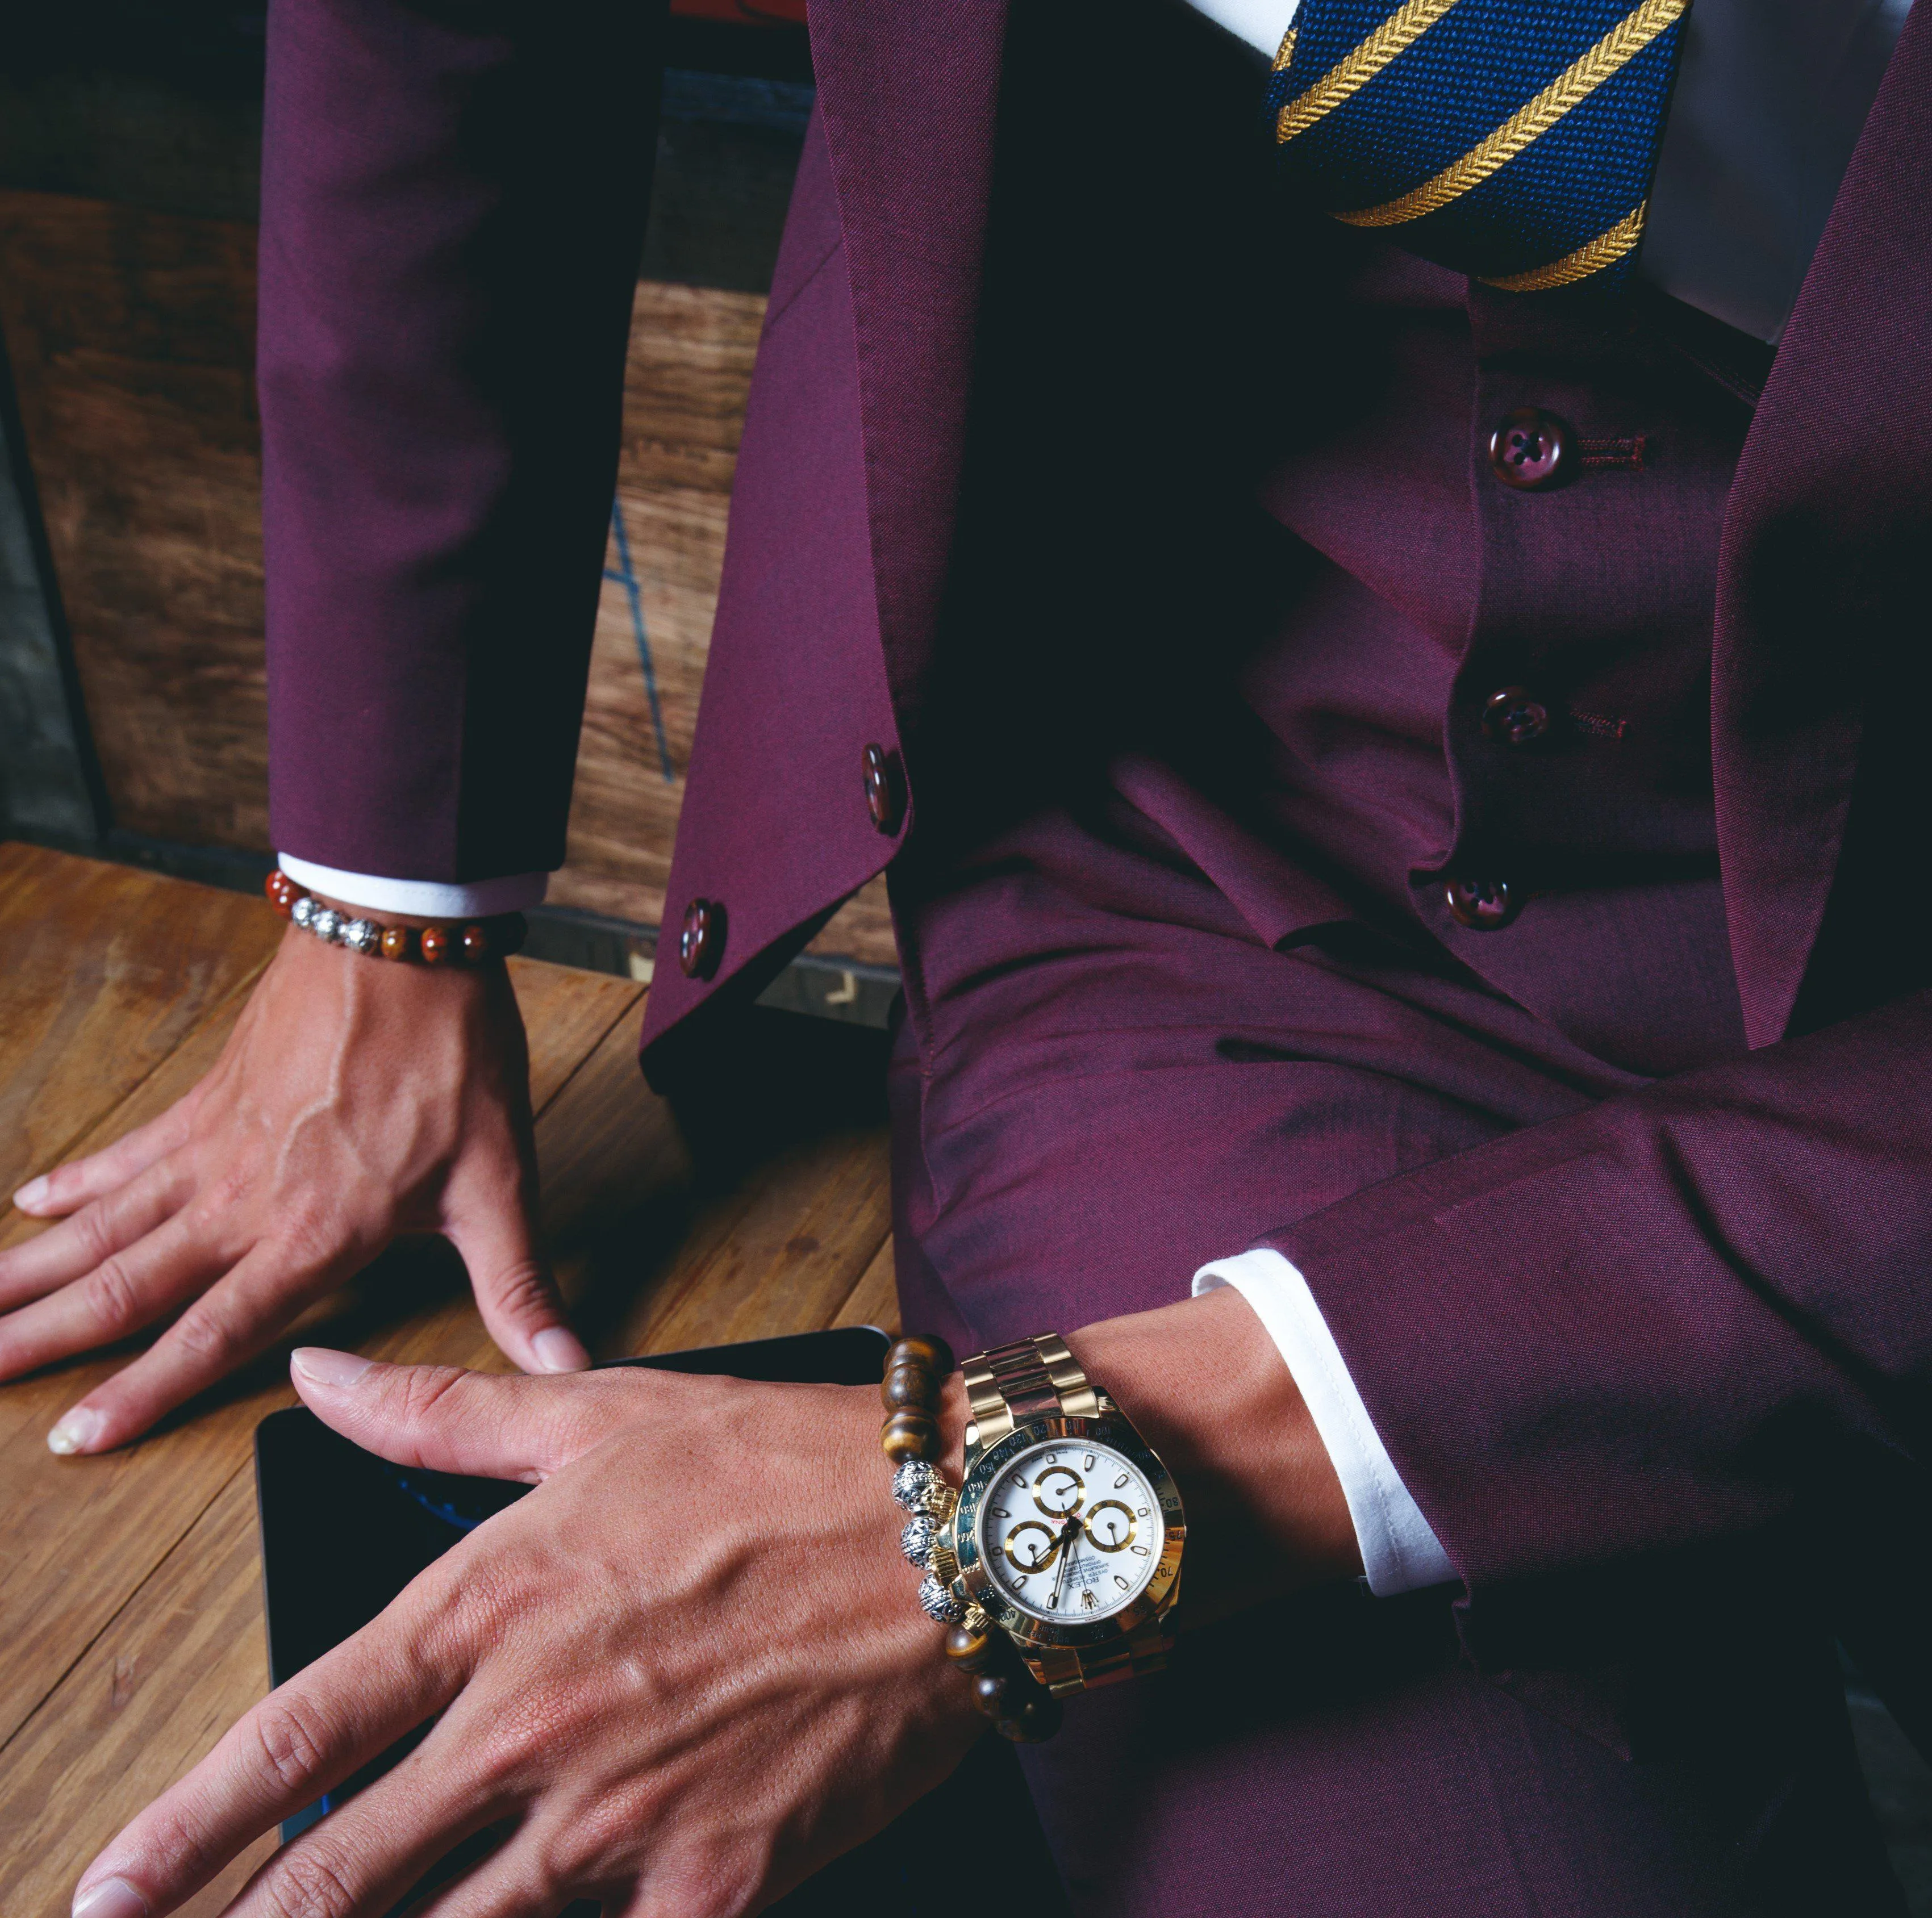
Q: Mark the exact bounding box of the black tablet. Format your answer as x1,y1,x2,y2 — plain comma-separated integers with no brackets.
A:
254,1327,1065,1917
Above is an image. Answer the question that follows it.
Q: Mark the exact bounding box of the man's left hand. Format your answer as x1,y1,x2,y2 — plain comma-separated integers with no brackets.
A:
72,1356,982,1918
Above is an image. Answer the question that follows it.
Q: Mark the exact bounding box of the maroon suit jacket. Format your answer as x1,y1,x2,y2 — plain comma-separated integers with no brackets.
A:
260,0,1932,1638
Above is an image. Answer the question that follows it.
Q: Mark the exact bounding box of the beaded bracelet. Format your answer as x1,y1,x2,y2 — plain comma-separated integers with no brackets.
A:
882,1335,1063,1744
265,871,527,967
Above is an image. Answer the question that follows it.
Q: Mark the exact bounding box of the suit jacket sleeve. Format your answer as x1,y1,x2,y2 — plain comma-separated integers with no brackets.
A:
259,0,665,883
1270,985,1932,1606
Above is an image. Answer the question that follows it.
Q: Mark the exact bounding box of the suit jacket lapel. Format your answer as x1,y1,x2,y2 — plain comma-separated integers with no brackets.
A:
808,0,1011,745
1714,0,1932,1047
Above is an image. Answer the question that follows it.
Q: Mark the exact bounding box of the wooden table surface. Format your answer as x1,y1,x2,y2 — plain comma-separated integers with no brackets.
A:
0,843,898,1917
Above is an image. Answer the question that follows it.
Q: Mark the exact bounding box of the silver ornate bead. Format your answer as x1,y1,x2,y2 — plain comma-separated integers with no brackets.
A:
900,1515,936,1570
311,908,344,944
290,894,317,930
892,1460,939,1513
917,1574,966,1625
342,918,381,955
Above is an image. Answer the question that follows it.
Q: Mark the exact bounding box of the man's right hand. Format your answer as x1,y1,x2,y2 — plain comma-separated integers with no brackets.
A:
1,917,588,1455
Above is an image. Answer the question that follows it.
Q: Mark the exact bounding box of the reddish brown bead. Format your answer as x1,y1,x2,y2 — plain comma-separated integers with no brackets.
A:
418,925,450,966
973,1673,1009,1718
460,924,490,964
264,871,297,917
379,925,412,961
879,1409,940,1465
881,1364,937,1413
887,1335,954,1378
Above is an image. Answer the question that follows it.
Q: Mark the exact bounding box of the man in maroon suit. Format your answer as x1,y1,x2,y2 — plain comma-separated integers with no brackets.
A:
11,0,1932,1912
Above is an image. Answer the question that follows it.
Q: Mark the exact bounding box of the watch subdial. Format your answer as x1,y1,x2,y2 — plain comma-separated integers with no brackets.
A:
1003,1520,1062,1573
1083,1499,1136,1552
1032,1464,1085,1517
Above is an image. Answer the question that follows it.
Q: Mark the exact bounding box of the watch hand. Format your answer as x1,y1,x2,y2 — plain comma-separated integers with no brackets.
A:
1050,1512,1081,1607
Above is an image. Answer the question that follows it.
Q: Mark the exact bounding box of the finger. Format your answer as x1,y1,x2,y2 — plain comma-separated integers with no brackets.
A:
444,1185,587,1378
0,1211,210,1395
215,1737,509,1918
290,1353,625,1481
52,1238,348,1455
73,1585,470,1918
12,1094,197,1217
0,1154,191,1313
404,1829,569,1918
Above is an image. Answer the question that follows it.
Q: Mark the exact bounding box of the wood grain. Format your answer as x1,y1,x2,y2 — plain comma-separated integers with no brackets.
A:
0,842,278,1201
0,191,267,847
0,190,896,964
0,1472,277,1918
833,1235,901,1336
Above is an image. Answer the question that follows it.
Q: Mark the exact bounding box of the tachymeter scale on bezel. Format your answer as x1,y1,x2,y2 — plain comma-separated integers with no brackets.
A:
974,1438,1165,1622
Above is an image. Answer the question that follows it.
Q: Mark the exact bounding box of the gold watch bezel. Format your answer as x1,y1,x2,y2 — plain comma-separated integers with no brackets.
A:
948,1411,1185,1656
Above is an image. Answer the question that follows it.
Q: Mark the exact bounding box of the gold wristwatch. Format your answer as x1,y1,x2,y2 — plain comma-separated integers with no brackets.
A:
936,1334,1184,1696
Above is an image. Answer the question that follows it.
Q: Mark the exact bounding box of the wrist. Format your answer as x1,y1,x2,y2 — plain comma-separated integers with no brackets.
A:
1068,1285,1362,1618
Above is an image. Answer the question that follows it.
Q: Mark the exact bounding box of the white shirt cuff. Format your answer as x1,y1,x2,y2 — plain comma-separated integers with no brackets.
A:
277,854,549,920
1188,0,1299,59
1193,1247,1456,1597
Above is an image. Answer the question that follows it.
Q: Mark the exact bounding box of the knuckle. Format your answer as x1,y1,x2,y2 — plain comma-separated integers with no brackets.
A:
252,1691,333,1794
72,1204,119,1267
169,1298,240,1366
81,1256,143,1335
484,1258,554,1320
263,1841,363,1918
397,1363,470,1429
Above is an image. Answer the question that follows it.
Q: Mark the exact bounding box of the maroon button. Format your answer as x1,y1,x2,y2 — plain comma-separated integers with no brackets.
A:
1488,408,1573,491
678,897,724,979
862,742,906,835
1481,686,1550,746
1444,876,1519,930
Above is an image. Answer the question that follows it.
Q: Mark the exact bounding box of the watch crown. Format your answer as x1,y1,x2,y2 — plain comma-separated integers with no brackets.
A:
927,1541,960,1587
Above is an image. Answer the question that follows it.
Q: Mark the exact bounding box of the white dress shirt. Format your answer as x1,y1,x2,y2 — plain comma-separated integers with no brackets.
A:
286,0,1911,1598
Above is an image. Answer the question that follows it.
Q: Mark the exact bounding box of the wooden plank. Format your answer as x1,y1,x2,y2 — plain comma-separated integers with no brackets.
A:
0,190,896,964
0,192,266,847
0,1469,278,1918
0,843,278,1200
0,893,642,1749
833,1234,901,1336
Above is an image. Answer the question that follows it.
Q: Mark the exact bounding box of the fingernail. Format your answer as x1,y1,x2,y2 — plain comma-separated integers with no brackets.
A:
532,1327,590,1373
48,1407,106,1456
290,1347,373,1389
14,1176,49,1212
74,1878,148,1918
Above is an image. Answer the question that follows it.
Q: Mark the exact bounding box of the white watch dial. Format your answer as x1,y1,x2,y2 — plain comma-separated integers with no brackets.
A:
975,1439,1164,1623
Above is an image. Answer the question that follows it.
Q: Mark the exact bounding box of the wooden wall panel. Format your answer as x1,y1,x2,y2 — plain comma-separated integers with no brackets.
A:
0,191,266,849
0,188,895,965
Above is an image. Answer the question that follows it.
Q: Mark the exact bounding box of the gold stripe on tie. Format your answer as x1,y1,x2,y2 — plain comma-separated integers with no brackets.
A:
1479,202,1649,291
1334,0,1688,229
1275,0,1462,144
1274,25,1297,71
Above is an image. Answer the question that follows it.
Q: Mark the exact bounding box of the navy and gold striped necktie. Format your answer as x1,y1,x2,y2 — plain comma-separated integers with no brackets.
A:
1267,0,1690,292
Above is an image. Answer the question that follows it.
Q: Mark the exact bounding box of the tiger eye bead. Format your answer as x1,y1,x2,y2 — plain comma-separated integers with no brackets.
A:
418,925,450,966
944,1624,998,1674
881,1364,936,1413
887,1335,954,1378
973,1673,1009,1718
379,925,412,961
460,924,490,963
880,1409,940,1465
999,1693,1063,1744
